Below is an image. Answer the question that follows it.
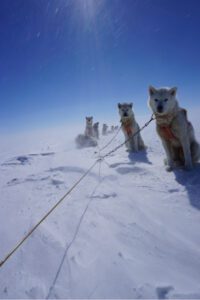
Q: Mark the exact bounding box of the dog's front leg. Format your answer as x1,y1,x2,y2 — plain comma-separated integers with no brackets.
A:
124,132,131,151
162,139,174,171
180,136,193,170
133,135,139,152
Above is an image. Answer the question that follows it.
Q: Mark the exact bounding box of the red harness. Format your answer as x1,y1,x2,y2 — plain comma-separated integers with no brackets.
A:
159,125,185,161
158,112,191,142
156,109,191,163
124,124,134,136
122,119,134,137
159,125,177,141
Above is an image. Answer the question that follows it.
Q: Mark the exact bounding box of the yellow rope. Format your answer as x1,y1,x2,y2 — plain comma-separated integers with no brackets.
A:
0,115,154,268
0,160,98,268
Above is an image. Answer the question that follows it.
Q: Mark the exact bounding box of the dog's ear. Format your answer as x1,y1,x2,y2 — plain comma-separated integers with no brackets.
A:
149,85,157,96
129,103,133,108
118,103,121,109
169,87,177,96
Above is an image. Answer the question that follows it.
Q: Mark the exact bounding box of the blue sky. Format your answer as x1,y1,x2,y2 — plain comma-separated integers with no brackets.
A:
0,0,200,132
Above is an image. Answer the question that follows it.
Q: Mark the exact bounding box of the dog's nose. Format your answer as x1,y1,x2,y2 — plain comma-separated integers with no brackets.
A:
123,112,128,117
157,105,163,113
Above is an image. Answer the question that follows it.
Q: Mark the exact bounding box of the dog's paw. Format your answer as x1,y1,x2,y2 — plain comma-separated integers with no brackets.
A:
166,165,173,172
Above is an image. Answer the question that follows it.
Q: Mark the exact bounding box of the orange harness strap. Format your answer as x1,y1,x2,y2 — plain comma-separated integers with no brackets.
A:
160,125,177,141
124,124,134,137
157,109,191,142
121,119,135,137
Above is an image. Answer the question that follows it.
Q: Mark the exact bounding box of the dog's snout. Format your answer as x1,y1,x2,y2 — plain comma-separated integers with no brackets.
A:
157,105,163,113
123,112,128,117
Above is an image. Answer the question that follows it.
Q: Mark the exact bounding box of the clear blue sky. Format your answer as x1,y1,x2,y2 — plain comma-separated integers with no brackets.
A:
0,0,200,132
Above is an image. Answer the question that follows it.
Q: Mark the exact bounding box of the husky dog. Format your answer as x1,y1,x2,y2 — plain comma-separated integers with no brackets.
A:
102,124,108,136
111,125,115,132
75,116,97,148
118,103,145,152
85,116,93,137
75,134,97,148
93,122,99,139
148,86,200,171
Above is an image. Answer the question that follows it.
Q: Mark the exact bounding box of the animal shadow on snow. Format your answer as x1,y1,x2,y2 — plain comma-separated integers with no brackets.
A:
110,150,151,175
110,150,151,168
128,150,152,165
174,163,200,210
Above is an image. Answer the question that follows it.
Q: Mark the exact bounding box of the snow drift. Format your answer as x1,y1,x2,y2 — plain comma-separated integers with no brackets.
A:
0,115,200,299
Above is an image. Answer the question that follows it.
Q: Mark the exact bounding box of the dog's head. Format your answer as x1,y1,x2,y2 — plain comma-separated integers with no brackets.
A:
118,103,133,119
148,86,177,115
86,116,93,125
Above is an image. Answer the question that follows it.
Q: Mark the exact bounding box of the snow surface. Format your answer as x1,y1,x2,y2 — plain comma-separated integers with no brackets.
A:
0,117,200,299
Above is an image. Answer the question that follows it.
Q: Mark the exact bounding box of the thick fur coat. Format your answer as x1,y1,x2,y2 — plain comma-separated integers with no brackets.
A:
148,86,200,171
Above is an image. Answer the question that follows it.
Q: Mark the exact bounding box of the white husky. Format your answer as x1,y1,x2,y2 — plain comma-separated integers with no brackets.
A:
148,86,200,171
102,124,108,136
93,122,99,139
118,103,145,152
75,134,97,148
75,116,97,148
85,116,93,137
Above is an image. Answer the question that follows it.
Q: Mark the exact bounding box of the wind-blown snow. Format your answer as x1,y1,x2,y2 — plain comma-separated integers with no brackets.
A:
0,117,200,299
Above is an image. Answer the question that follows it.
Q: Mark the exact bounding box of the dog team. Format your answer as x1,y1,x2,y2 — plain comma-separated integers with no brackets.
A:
75,117,118,149
76,86,200,171
84,117,118,139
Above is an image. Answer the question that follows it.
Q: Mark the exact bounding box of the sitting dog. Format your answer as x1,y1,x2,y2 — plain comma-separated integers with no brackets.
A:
118,103,145,152
93,122,99,139
75,134,97,148
102,124,108,136
111,125,115,133
75,116,97,148
85,116,93,137
148,86,200,171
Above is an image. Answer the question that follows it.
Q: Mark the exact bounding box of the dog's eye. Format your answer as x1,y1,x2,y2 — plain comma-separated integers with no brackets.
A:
164,98,168,102
154,99,158,102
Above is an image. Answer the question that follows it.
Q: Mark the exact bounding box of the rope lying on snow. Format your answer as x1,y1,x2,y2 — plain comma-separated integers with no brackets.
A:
99,125,122,152
0,114,155,268
46,160,104,299
0,160,99,268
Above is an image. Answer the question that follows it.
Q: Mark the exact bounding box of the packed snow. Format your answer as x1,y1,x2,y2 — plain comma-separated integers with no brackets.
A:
0,116,200,299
